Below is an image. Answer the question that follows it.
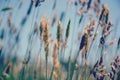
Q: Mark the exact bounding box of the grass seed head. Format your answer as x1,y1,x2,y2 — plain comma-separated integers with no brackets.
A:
40,16,46,36
57,20,62,47
65,19,71,40
52,40,58,60
42,18,50,56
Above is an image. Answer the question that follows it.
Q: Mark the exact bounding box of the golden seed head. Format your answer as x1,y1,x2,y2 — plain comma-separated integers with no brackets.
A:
52,40,58,59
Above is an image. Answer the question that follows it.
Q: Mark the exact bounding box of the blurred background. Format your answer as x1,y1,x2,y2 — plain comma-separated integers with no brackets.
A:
0,0,120,80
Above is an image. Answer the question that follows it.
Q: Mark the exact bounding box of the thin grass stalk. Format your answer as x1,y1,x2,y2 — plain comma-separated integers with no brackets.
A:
12,0,24,25
24,8,36,60
85,61,89,80
66,5,77,80
46,54,48,80
42,19,50,80
39,42,43,79
19,7,37,80
23,7,40,60
75,65,80,80
66,50,79,80
23,5,40,67
68,57,77,80
115,37,120,55
49,65,54,80
59,65,62,80
66,56,71,80
52,0,57,10
62,19,70,61
33,42,42,80
19,64,25,80
62,0,68,22
39,51,42,79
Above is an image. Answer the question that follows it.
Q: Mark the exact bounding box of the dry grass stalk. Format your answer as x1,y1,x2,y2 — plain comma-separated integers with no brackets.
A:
42,17,50,80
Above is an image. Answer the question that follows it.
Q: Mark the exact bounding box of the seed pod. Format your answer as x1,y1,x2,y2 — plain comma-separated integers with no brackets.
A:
60,12,65,22
87,0,92,10
117,37,120,49
99,4,109,24
65,20,71,40
79,29,89,51
100,36,105,45
35,0,45,7
27,1,33,15
21,16,28,26
79,15,84,24
51,13,57,26
1,6,13,11
57,20,62,47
